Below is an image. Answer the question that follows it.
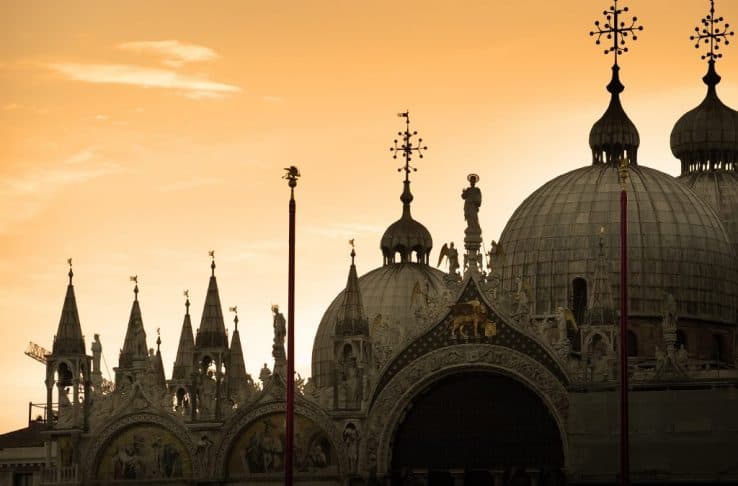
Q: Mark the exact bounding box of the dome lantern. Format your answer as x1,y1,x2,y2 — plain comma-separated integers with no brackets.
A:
381,111,433,265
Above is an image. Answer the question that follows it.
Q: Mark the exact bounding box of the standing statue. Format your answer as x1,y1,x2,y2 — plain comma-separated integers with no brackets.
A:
272,305,286,362
462,174,482,234
343,423,360,473
91,334,102,374
437,242,460,276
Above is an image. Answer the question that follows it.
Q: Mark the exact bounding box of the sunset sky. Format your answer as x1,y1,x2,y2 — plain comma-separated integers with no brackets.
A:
1,0,737,432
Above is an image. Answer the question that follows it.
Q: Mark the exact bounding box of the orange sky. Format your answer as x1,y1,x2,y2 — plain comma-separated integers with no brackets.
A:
1,0,737,432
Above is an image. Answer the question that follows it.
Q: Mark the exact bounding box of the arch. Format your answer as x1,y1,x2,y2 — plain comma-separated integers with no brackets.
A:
215,400,346,480
364,344,569,476
391,372,564,480
83,413,197,482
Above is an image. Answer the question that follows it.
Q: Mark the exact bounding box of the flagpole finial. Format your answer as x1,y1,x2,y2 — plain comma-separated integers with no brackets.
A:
283,166,300,198
67,258,73,284
618,158,630,188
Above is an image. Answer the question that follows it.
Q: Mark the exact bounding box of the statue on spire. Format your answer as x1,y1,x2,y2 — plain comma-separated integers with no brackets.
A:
462,174,484,275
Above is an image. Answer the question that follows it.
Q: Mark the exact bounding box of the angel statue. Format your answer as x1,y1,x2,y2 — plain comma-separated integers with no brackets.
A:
437,242,460,276
486,240,505,272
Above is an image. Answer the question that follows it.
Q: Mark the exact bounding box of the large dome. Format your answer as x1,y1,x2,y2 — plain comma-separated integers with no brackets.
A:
497,164,737,325
679,171,738,255
311,263,447,388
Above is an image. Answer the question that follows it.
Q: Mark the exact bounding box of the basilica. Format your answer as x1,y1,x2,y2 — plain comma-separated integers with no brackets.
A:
2,2,738,486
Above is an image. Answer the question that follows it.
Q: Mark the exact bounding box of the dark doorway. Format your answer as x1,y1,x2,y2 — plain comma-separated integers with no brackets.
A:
572,278,588,326
391,372,564,484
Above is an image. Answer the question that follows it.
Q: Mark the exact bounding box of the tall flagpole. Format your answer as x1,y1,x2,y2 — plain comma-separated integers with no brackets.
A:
618,159,630,486
284,165,300,486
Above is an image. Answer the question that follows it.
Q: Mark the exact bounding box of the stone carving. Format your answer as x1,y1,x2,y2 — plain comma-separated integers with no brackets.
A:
661,292,678,351
364,344,569,474
272,305,286,364
84,414,197,481
343,423,360,473
449,299,495,339
215,401,346,478
437,242,460,277
462,176,482,236
513,276,532,325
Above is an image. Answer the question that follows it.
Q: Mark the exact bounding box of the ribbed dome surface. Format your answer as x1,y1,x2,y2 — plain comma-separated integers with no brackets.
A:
679,171,738,255
498,164,737,324
311,263,446,388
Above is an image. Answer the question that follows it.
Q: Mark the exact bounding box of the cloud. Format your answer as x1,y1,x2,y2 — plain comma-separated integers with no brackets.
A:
0,147,123,232
117,40,218,67
263,95,285,104
47,63,240,99
158,177,223,192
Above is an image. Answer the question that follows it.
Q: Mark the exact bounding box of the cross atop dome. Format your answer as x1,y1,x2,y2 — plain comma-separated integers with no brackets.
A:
691,0,734,64
590,0,643,68
390,111,427,186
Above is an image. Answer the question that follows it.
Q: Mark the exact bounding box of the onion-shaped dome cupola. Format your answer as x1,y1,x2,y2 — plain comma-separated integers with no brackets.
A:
672,1,738,253
671,1,737,173
381,111,433,265
589,64,641,165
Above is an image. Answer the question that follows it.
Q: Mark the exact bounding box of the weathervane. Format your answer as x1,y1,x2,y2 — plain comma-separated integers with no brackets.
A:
390,111,427,182
691,0,733,62
67,257,73,283
129,275,139,299
589,0,644,65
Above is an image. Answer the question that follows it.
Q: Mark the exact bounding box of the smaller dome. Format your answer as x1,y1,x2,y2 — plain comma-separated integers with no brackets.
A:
671,62,738,173
380,181,433,265
589,65,640,165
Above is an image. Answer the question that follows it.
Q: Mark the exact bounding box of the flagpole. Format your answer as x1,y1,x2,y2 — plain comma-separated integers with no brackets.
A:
619,160,630,486
284,166,300,486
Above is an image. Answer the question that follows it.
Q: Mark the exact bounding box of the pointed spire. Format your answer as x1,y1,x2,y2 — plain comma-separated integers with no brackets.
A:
195,253,228,349
336,243,369,337
228,308,248,398
52,259,86,355
172,291,195,380
118,276,148,369
585,227,616,326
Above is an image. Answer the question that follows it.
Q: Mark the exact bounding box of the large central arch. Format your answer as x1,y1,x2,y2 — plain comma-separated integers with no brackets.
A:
364,344,569,480
391,372,564,482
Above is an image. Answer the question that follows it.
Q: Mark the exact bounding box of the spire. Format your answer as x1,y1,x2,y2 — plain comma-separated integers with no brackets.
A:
588,0,644,166
228,307,248,397
671,1,737,173
195,252,228,349
52,259,86,355
118,276,149,369
585,228,616,326
172,291,195,380
381,112,433,265
336,242,369,337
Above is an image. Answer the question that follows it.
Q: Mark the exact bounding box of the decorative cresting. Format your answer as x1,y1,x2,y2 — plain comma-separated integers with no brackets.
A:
588,0,644,165
83,412,198,481
363,344,570,475
214,399,347,479
381,111,433,265
372,277,570,397
672,0,737,173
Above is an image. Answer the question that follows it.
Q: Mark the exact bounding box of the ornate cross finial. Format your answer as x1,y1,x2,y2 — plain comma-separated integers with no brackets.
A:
590,0,644,66
390,111,427,183
691,0,733,62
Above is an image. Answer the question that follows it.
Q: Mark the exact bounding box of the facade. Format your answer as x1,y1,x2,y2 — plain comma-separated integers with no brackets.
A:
5,4,738,486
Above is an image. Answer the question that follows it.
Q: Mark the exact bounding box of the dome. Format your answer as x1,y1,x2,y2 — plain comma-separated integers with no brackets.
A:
311,263,447,388
589,65,640,165
679,171,738,254
497,164,738,324
380,180,433,265
671,62,738,172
